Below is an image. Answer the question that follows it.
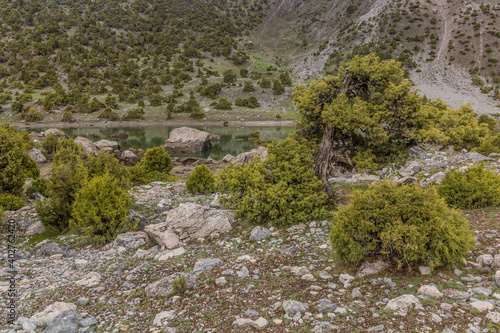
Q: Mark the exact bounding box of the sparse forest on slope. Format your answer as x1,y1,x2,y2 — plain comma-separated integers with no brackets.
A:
255,0,500,113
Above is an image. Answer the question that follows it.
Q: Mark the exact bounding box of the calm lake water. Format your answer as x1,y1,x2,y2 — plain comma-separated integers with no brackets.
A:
39,125,295,160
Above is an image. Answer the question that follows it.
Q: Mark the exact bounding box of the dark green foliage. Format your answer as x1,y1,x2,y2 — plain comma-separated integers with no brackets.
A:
272,79,285,95
223,70,237,83
242,81,255,92
330,182,475,269
105,94,118,108
0,123,33,196
123,108,145,120
24,156,40,179
172,276,188,295
235,97,260,108
186,165,215,194
0,193,25,211
19,108,42,122
437,164,500,209
26,178,50,198
36,139,88,233
259,78,271,89
42,134,60,155
85,151,130,190
478,114,498,132
214,98,232,110
129,147,175,184
149,94,162,107
177,99,200,113
279,72,292,86
71,173,134,243
189,110,205,119
200,83,222,99
98,107,119,121
216,137,328,226
60,110,75,122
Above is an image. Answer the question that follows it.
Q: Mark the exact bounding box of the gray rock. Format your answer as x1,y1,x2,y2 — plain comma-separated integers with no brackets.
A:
74,137,98,156
30,302,77,326
244,309,259,317
312,322,339,332
145,203,233,246
145,272,197,297
250,317,268,330
75,273,101,287
44,310,81,333
232,147,267,165
418,285,443,298
237,266,249,278
486,311,500,324
493,254,500,269
385,294,421,311
419,266,431,275
339,273,355,286
471,287,492,297
367,325,385,332
428,172,446,184
477,254,493,267
193,258,224,274
282,300,308,314
25,221,44,236
94,139,119,151
466,152,494,163
75,297,89,307
120,150,140,166
153,311,176,326
108,231,149,249
442,288,472,300
470,300,494,312
280,245,298,254
37,243,65,257
316,299,336,313
28,148,46,164
495,270,500,287
249,226,271,241
164,127,212,154
356,259,389,277
399,161,421,177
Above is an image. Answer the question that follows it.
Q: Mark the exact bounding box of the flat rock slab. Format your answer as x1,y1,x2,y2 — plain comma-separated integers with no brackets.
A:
30,302,77,326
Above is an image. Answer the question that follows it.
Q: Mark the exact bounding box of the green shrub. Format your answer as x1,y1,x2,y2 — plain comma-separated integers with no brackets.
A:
186,165,215,194
330,182,475,269
216,137,328,226
437,164,500,209
70,173,134,243
42,134,60,155
129,147,175,184
0,123,32,195
235,97,260,108
0,193,25,211
19,108,42,122
24,156,40,179
141,147,173,173
214,98,232,110
26,178,50,197
85,151,130,190
36,139,88,233
98,107,119,121
60,110,75,122
189,110,205,119
172,275,187,295
123,108,145,120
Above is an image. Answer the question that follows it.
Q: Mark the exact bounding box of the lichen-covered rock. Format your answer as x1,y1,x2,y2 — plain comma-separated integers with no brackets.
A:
74,137,98,156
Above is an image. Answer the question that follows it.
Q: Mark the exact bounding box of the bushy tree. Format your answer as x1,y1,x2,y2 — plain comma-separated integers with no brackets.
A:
330,182,475,269
186,165,215,194
216,137,328,226
123,108,145,120
71,173,134,243
19,108,42,122
437,164,500,209
214,98,232,110
129,147,175,184
0,123,34,196
85,151,130,189
98,107,119,121
0,193,25,211
26,178,50,198
42,133,60,155
36,139,88,232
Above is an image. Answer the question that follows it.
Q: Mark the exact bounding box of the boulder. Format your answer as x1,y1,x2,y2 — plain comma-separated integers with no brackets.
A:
25,221,44,236
120,150,140,166
94,139,120,151
145,203,233,246
250,226,272,241
385,294,420,311
44,310,82,333
356,259,389,277
43,128,67,138
232,147,267,165
109,231,149,249
28,148,46,164
37,243,65,257
145,272,197,297
282,300,309,314
470,300,494,312
418,285,443,298
74,137,98,156
399,161,421,177
164,127,212,154
30,302,77,326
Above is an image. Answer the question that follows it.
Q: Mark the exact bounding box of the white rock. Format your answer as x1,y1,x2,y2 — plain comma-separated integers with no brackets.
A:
251,317,268,330
419,266,431,275
470,301,494,312
385,294,421,311
356,260,389,277
75,272,101,287
153,311,175,326
215,277,228,287
486,311,500,324
282,300,309,314
301,274,317,282
154,247,186,261
30,302,77,326
418,285,443,298
477,254,494,267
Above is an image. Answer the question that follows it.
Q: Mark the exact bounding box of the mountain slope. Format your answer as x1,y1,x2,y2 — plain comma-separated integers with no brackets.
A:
254,0,500,114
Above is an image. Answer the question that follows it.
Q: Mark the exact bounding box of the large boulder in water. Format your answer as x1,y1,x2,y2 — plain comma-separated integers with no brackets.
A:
163,127,219,154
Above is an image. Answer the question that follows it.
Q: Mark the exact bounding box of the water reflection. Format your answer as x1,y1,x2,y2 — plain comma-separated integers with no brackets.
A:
32,125,295,160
